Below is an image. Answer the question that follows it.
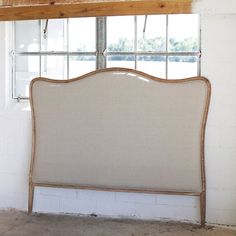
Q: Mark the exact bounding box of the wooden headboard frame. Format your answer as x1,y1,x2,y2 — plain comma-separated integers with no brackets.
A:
28,67,211,226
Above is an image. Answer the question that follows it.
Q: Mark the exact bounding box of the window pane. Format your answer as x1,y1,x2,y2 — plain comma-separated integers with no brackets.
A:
107,16,134,52
168,14,199,52
69,56,96,78
168,56,198,79
41,19,67,51
14,55,40,97
15,20,40,52
137,15,166,52
41,56,67,79
107,55,135,68
137,56,166,78
69,18,96,52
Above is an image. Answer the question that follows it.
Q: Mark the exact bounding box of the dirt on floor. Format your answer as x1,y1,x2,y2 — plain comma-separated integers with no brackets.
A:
0,210,235,236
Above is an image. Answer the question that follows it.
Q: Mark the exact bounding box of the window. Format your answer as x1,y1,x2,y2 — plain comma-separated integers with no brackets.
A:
12,14,200,99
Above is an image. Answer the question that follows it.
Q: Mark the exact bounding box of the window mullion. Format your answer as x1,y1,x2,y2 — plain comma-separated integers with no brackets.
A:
67,18,69,79
165,14,169,79
39,20,42,77
12,21,16,98
96,17,106,69
197,14,201,76
134,16,137,69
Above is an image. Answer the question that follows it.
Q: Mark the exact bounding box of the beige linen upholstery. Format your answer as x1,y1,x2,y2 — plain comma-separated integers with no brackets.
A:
30,68,210,193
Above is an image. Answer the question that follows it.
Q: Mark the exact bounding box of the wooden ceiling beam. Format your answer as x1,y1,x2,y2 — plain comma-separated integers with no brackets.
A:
0,0,193,21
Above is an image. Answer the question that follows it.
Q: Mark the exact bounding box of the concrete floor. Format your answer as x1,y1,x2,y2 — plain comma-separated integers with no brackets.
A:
0,210,235,236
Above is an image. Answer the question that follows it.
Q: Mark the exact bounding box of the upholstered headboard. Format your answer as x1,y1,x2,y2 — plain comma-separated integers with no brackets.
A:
29,68,211,225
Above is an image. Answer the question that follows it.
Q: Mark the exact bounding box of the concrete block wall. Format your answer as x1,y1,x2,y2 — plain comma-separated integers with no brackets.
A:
200,12,236,225
0,0,236,226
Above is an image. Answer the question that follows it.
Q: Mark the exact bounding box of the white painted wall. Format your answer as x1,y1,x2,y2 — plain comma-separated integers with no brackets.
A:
0,0,236,226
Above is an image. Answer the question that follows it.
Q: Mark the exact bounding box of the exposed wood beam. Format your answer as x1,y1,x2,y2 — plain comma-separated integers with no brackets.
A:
0,0,193,21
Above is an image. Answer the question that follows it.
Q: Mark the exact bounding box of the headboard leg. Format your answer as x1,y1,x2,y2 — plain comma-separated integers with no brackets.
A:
28,183,35,214
200,191,206,227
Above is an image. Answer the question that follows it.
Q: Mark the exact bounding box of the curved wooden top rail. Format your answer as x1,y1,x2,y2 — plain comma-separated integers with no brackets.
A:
30,67,210,85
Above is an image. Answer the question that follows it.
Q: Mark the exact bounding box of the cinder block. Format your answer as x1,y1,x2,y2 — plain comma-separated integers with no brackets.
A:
207,208,236,226
0,173,28,194
0,192,27,210
156,194,198,208
205,147,236,171
207,189,236,211
115,192,156,205
37,187,77,199
134,204,176,220
77,189,115,203
206,168,236,190
201,14,236,63
0,116,7,156
33,191,61,213
101,201,137,217
60,197,81,214
193,1,236,14
174,205,199,222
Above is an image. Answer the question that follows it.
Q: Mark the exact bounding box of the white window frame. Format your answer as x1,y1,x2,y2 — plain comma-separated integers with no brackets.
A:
11,15,201,100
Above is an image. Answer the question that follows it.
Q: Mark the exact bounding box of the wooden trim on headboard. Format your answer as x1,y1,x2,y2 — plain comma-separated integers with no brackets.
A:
28,67,211,226
0,0,193,21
